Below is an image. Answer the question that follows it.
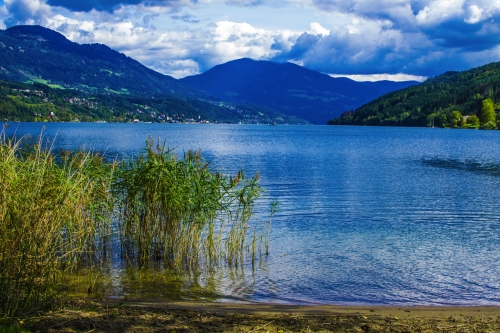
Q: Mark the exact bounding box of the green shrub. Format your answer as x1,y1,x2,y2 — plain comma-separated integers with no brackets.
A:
481,120,497,130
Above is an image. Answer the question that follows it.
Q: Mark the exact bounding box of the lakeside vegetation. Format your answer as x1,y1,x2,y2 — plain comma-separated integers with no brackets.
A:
0,127,275,319
328,61,500,128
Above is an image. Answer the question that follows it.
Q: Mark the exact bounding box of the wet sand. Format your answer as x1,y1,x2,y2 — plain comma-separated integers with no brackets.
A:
25,298,500,332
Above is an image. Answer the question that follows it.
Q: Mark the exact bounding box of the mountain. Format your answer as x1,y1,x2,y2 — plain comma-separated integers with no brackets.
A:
328,61,500,127
0,25,200,97
0,26,309,124
180,58,419,124
360,80,421,96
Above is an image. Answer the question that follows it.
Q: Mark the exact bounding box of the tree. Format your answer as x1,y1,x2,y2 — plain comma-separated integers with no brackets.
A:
450,110,462,128
435,113,447,128
479,98,496,125
466,115,480,128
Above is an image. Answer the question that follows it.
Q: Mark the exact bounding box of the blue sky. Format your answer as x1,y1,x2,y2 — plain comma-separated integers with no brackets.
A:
1,0,499,81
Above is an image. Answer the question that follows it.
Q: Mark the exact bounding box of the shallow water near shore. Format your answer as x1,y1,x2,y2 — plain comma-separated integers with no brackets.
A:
6,123,500,306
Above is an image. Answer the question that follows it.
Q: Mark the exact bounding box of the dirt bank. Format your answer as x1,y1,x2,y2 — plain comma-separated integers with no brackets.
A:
25,298,500,332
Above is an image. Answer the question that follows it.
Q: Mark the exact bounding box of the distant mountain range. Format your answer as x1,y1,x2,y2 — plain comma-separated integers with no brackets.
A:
0,25,308,124
0,25,420,124
329,61,500,127
180,58,419,124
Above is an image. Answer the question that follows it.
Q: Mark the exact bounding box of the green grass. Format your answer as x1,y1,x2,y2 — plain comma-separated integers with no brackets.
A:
0,324,31,333
47,84,65,89
30,78,48,84
23,78,64,89
100,69,124,77
104,87,129,95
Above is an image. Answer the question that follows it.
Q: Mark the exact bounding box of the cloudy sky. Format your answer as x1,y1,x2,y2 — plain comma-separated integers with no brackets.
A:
0,0,499,81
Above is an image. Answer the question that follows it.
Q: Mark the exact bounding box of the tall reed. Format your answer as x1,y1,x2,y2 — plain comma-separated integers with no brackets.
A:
114,137,265,269
0,129,115,318
0,132,272,318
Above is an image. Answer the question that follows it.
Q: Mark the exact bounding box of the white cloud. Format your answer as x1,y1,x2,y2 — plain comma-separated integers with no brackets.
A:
308,22,329,35
465,5,484,23
198,20,295,67
3,0,500,79
415,0,465,25
312,0,416,28
329,73,427,82
150,59,200,78
312,0,500,28
0,5,8,28
43,13,298,76
464,1,500,24
4,0,54,26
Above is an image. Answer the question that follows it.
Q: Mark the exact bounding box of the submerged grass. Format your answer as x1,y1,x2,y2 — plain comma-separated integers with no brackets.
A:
0,129,274,319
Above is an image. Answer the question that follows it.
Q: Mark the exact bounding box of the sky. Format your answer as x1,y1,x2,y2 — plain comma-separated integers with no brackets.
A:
0,0,499,81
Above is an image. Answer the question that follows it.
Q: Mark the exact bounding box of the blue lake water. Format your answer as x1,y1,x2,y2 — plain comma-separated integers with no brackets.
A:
5,122,500,305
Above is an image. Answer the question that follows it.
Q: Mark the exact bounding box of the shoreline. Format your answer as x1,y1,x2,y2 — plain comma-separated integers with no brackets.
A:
120,297,500,314
25,298,500,332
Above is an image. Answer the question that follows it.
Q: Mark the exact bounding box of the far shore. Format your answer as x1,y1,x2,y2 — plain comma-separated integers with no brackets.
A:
23,298,500,332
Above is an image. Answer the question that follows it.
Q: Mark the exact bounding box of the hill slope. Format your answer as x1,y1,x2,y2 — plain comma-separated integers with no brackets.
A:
0,80,307,124
180,58,419,124
0,25,200,97
329,61,500,127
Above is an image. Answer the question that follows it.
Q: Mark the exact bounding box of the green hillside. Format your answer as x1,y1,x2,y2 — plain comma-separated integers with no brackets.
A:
0,80,307,124
328,61,500,128
0,25,202,97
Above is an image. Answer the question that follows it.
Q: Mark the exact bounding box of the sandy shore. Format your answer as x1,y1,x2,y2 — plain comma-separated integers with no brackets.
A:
25,298,500,332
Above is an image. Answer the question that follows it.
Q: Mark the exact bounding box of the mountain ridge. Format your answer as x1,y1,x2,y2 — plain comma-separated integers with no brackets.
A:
0,25,200,97
180,58,419,124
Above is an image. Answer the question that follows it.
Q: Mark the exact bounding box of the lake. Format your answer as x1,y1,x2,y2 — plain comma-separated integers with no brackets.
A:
5,122,500,306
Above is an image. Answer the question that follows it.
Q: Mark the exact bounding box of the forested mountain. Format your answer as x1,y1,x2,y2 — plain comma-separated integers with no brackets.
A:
329,61,500,128
0,80,307,124
361,80,420,96
180,58,419,124
0,25,201,97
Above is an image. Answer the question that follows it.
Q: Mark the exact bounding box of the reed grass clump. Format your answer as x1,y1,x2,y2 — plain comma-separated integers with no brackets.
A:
0,132,272,318
115,137,264,268
0,131,115,318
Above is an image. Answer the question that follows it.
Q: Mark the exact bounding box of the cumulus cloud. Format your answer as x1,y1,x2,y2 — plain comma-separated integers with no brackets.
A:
2,0,500,79
41,12,296,77
312,0,417,29
0,5,9,28
465,5,484,24
308,22,329,36
415,0,465,26
203,20,293,69
4,0,54,26
270,0,500,76
312,0,500,33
